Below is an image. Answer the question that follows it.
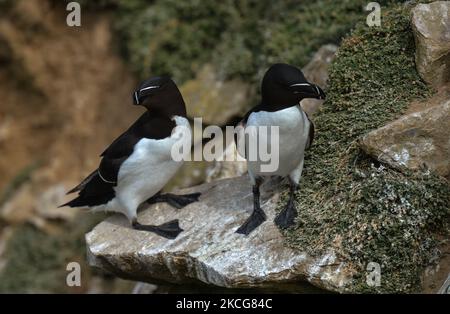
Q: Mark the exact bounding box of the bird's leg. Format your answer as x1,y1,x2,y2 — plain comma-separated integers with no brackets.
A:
274,179,298,229
236,179,266,235
146,192,201,209
131,218,183,239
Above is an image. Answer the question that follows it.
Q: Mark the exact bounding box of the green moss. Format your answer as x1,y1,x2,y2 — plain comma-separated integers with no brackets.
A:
281,3,449,293
84,0,401,84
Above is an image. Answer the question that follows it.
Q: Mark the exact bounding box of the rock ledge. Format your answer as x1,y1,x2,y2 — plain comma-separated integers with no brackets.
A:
86,176,354,292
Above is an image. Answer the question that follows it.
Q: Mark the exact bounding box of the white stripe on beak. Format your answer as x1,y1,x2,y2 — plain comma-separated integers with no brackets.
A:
134,91,139,104
314,85,320,95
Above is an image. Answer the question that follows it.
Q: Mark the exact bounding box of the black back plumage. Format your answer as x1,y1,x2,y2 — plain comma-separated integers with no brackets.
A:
61,77,186,208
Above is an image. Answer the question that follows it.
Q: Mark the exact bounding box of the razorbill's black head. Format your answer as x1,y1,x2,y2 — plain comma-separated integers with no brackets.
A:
261,63,326,111
133,76,187,118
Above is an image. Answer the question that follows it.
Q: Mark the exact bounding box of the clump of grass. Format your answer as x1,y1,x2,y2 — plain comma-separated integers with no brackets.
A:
281,3,449,293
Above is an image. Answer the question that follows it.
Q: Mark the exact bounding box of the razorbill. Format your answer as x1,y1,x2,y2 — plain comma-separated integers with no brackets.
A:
60,76,200,239
236,63,325,235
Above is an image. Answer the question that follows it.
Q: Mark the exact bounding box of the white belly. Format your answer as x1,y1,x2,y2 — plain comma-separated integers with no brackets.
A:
245,105,309,177
113,116,190,216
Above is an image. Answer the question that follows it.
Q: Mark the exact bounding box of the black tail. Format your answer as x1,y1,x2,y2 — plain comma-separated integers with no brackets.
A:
59,172,115,208
58,197,86,208
66,169,98,194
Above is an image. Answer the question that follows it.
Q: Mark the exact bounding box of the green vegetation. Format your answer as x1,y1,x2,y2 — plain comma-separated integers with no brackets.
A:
0,213,133,293
280,3,449,293
76,0,401,84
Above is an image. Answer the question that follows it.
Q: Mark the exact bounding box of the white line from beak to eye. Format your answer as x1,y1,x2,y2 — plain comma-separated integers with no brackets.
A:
140,85,160,92
290,83,311,87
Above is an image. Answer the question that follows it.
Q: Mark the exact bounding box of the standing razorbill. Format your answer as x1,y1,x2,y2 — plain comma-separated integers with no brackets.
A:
236,63,325,235
60,76,200,239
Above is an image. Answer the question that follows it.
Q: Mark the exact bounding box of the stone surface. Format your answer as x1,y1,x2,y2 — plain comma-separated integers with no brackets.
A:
359,97,450,179
300,44,337,115
181,64,254,125
437,275,450,294
422,241,450,294
86,176,354,293
205,140,247,182
411,1,450,88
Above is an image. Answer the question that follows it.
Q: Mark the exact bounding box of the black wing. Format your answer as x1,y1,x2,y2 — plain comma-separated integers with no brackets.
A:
62,129,137,205
97,111,175,184
97,111,165,184
65,129,138,197
66,169,97,194
60,172,116,208
98,131,140,184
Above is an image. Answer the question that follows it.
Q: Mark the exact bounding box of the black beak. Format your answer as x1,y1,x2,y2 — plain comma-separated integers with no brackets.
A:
289,83,326,100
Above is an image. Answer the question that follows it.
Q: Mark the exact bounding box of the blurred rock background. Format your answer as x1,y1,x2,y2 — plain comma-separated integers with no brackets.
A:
0,0,448,293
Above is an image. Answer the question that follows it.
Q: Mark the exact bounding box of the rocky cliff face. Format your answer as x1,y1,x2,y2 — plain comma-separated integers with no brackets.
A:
0,0,448,294
85,2,449,294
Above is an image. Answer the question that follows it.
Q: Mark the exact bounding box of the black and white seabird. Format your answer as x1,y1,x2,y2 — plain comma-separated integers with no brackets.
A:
236,63,325,235
60,76,200,239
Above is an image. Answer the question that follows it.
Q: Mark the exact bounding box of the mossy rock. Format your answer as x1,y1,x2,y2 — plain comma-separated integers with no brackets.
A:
280,2,449,293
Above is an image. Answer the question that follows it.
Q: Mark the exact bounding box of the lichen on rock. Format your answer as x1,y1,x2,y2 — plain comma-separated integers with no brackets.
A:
281,3,450,293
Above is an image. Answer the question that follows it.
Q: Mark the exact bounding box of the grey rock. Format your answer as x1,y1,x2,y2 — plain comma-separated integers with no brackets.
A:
301,44,337,116
411,1,450,88
359,97,450,179
86,176,354,293
438,275,450,294
181,64,254,125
